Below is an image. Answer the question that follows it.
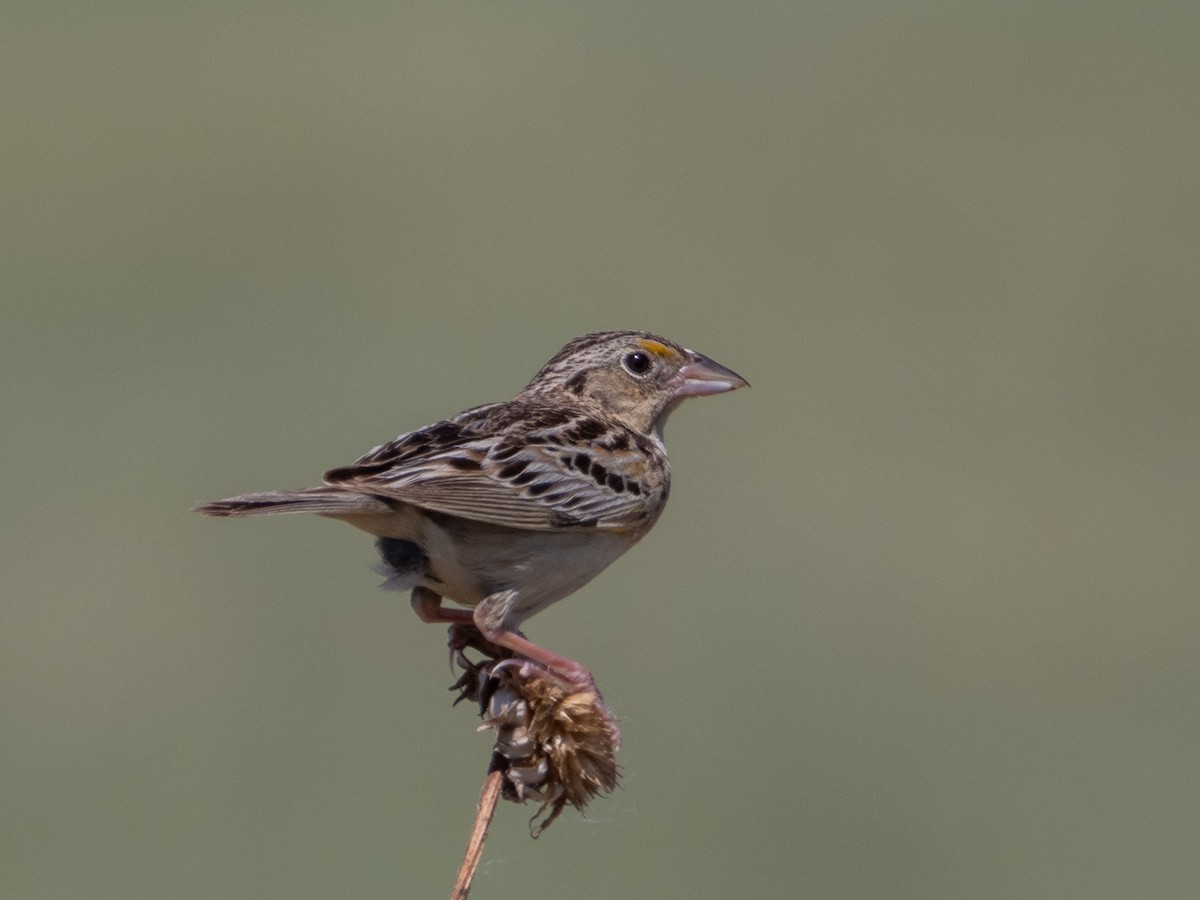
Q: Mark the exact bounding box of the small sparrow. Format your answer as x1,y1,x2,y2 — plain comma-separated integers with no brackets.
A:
197,331,747,691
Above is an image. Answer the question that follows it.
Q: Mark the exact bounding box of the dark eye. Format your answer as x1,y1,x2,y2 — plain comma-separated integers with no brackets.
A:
623,351,653,376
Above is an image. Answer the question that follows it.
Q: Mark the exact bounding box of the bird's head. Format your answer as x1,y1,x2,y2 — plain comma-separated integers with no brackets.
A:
523,330,749,434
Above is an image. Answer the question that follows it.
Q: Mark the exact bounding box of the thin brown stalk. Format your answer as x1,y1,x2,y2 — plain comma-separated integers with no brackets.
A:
450,766,504,900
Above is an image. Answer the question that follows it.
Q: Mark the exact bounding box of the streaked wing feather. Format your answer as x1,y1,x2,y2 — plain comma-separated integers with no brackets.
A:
323,403,661,531
382,475,558,528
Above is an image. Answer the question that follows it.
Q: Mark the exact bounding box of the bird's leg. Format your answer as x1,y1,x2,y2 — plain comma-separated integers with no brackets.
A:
412,587,509,658
411,586,494,671
412,587,598,695
410,586,474,625
473,589,598,696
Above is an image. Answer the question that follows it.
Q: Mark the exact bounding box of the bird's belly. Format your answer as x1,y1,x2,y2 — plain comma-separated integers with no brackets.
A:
418,517,638,626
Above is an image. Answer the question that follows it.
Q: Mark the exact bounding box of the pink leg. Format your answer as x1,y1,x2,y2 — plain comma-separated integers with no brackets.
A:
410,586,474,625
481,630,595,694
411,587,599,696
472,589,598,695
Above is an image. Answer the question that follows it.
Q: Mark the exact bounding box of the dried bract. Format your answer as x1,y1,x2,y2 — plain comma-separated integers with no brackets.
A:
454,647,620,835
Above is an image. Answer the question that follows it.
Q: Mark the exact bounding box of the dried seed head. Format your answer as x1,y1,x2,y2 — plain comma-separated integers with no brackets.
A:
454,650,620,835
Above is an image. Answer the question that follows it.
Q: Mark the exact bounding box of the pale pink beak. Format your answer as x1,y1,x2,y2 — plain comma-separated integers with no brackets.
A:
674,349,750,398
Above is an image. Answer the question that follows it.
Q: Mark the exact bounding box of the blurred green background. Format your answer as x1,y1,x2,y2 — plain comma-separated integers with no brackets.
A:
3,3,1198,898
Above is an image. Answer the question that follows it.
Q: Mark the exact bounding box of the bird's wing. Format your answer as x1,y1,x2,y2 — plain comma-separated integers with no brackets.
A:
322,403,665,532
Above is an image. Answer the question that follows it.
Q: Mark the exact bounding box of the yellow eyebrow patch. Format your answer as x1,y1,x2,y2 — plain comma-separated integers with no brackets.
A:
638,339,676,358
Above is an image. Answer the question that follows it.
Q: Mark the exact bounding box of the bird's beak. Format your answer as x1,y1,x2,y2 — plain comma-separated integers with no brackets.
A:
674,349,750,398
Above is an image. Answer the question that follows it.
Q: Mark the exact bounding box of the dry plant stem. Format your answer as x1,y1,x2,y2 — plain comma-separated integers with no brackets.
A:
450,763,505,900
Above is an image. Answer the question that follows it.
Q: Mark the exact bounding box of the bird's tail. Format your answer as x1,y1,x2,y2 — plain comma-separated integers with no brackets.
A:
194,487,391,518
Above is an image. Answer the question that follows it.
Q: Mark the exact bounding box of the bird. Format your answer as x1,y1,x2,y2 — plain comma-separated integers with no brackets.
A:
196,330,748,692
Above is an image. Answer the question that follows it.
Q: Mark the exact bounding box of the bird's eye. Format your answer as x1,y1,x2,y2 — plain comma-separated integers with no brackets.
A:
622,351,653,376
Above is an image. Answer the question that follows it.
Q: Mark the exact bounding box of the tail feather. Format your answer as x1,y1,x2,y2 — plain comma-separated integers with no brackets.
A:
195,487,391,518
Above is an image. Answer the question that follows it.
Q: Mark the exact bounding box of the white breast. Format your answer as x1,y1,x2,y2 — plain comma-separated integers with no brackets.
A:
416,515,641,627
